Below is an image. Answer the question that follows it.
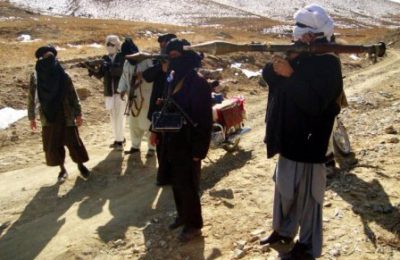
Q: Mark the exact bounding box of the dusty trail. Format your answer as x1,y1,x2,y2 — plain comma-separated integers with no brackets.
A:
0,50,399,260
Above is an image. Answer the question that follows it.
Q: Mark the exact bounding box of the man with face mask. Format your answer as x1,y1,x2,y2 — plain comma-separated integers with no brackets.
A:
142,33,176,185
117,38,155,157
91,35,126,151
259,4,343,259
155,39,212,242
28,45,90,184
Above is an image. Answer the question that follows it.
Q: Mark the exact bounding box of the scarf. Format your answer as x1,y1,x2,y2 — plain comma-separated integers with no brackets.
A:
35,56,67,123
167,50,202,93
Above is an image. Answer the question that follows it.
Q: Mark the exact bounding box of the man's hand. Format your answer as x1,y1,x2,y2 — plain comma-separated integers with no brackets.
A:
272,55,294,78
150,132,159,146
161,61,168,73
75,115,83,127
30,119,37,131
120,91,126,101
299,32,317,45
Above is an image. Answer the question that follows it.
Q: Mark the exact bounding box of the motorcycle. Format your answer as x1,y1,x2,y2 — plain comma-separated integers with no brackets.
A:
210,94,251,152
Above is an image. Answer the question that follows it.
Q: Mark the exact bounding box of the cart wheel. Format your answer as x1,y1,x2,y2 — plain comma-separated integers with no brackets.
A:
222,137,240,152
333,118,351,156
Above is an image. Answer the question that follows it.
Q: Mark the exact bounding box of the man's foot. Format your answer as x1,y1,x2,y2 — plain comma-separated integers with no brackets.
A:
78,164,90,179
168,218,184,230
57,171,68,184
114,142,124,151
109,141,117,148
287,242,315,260
178,227,202,242
260,231,294,253
124,147,140,155
146,149,156,158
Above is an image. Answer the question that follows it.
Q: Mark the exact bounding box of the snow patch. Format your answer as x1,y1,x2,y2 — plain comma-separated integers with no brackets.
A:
0,108,27,130
231,63,261,78
17,34,41,43
88,43,103,48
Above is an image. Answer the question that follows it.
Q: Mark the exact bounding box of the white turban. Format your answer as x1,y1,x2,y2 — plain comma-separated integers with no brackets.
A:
293,4,334,41
105,35,121,49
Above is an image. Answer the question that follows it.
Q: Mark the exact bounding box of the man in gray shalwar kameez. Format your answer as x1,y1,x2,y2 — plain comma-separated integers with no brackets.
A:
259,4,343,259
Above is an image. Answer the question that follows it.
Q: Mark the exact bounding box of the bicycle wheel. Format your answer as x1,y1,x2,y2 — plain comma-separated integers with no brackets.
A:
333,118,351,156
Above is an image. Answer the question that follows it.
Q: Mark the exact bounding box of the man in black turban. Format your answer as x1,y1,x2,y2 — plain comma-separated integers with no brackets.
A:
151,38,212,242
28,45,90,183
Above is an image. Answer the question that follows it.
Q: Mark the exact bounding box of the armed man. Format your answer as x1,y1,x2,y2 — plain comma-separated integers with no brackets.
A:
153,38,212,242
142,33,177,185
89,35,126,151
259,4,343,259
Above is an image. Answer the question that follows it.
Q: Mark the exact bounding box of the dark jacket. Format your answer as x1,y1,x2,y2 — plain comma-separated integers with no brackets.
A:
93,52,125,96
142,62,167,121
28,73,82,127
163,70,213,160
263,53,343,163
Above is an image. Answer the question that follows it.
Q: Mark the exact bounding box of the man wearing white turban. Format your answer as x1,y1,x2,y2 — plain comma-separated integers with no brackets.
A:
259,4,343,259
90,35,126,151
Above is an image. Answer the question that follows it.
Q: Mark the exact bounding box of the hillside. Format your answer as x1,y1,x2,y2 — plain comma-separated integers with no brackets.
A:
8,0,400,27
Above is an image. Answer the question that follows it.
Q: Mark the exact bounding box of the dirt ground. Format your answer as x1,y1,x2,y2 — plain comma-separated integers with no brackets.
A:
0,1,399,259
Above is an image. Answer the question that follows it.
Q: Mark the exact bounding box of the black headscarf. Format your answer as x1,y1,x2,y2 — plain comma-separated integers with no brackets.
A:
157,33,177,44
166,39,203,91
35,46,67,123
121,37,139,65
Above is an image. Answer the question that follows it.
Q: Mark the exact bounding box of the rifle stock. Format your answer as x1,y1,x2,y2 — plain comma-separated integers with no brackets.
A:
184,41,386,58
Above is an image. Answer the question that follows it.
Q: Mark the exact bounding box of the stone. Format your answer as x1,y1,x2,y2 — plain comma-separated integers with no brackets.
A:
385,126,398,135
250,229,265,236
159,240,167,247
113,239,126,246
260,244,270,253
233,249,246,259
76,88,91,100
248,235,259,243
330,248,341,257
387,137,399,144
235,240,247,250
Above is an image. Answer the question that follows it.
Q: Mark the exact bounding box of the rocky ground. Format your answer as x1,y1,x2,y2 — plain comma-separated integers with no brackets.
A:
0,1,399,259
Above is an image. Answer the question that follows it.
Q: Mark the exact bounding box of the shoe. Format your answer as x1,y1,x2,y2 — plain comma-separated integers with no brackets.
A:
124,147,140,155
114,142,124,151
146,149,156,158
168,218,184,230
260,231,294,253
288,242,315,260
109,141,117,148
78,164,90,179
178,227,202,242
57,171,68,184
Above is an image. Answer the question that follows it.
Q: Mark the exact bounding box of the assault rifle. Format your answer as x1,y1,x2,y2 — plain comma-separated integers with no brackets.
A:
184,41,386,62
67,58,104,74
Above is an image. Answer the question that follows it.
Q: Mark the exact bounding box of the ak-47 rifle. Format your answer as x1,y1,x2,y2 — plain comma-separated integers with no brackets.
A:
184,41,386,62
67,58,104,74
